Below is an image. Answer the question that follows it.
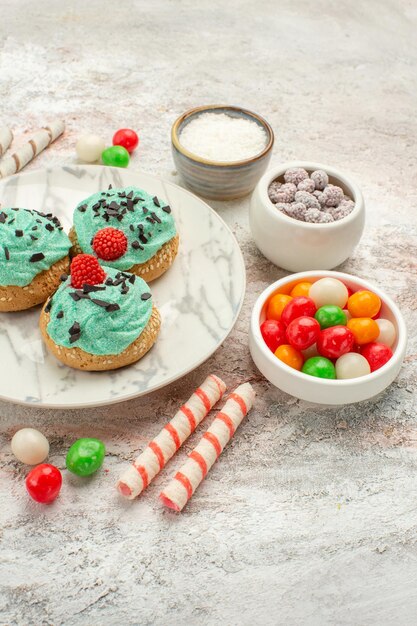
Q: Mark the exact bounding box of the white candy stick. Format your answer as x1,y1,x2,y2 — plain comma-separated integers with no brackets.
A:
0,127,13,157
117,374,227,499
0,120,65,178
160,382,255,512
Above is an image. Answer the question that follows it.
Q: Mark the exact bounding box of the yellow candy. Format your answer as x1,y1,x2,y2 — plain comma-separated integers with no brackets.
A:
290,281,312,298
267,293,292,321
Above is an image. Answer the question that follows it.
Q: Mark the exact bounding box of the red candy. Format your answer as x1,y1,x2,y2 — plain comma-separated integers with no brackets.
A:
25,463,62,504
361,342,393,372
93,227,128,261
281,296,316,327
70,254,106,289
317,325,355,359
260,319,286,352
286,316,320,351
112,128,139,154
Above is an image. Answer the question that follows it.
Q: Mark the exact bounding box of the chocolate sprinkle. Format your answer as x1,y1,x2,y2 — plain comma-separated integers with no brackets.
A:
69,292,81,302
60,273,68,282
30,235,38,241
91,298,111,308
69,333,81,344
45,299,53,313
57,311,64,319
151,212,162,224
162,205,171,213
128,274,136,284
29,253,45,262
105,278,113,286
131,241,142,250
106,303,120,313
153,196,160,207
78,204,87,213
141,292,152,301
15,229,23,237
82,283,106,293
4,247,10,260
69,321,81,336
0,212,6,224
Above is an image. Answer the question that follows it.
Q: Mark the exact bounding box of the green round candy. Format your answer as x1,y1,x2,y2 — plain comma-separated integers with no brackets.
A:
66,438,106,476
101,145,130,168
315,305,347,329
302,356,336,379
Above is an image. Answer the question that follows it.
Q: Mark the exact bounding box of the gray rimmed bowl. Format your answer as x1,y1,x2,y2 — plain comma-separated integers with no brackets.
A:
171,105,274,201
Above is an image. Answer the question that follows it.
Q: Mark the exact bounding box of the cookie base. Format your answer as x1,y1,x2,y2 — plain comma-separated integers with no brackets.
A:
69,229,179,282
39,304,161,371
0,256,70,312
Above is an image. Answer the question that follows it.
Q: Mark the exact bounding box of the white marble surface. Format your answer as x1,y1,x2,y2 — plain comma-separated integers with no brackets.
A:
1,1,417,625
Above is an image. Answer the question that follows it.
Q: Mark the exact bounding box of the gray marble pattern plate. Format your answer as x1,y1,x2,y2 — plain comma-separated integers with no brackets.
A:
0,166,245,408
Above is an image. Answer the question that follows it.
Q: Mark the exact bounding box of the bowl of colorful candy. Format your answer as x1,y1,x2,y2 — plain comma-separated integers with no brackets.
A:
249,162,365,271
249,271,407,405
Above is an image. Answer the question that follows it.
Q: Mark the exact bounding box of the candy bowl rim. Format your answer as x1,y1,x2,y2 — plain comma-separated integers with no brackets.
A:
249,270,407,404
256,160,364,230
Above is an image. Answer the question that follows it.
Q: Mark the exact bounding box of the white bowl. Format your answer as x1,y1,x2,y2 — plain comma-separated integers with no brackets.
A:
249,161,365,271
249,271,407,405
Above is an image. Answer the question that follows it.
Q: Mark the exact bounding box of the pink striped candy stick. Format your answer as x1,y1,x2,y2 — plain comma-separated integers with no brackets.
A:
160,382,255,511
117,374,226,499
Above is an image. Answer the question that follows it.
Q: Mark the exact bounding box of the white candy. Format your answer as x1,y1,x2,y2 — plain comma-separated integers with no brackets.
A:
76,134,106,163
376,318,396,347
309,278,349,309
11,428,49,465
336,353,371,379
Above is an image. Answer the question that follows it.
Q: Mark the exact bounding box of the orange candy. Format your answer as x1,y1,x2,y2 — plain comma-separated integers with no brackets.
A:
348,290,381,319
347,317,380,345
274,344,304,370
290,281,312,298
267,294,292,321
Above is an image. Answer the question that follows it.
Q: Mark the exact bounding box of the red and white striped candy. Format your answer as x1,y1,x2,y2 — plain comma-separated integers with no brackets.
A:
160,382,255,511
117,374,226,499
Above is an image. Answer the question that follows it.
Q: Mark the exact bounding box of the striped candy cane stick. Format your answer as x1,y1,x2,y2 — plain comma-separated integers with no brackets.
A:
160,382,255,511
0,127,13,157
117,374,226,499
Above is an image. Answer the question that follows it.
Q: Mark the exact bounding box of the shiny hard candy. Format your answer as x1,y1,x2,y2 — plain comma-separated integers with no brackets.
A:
112,128,139,153
309,278,349,309
335,352,371,379
361,342,393,372
101,145,130,168
260,319,286,352
66,438,106,476
376,318,396,347
76,134,106,163
347,317,379,345
317,325,355,359
348,290,381,319
281,296,316,326
274,344,304,370
302,356,336,379
11,427,49,465
315,305,347,329
26,464,62,504
286,316,320,351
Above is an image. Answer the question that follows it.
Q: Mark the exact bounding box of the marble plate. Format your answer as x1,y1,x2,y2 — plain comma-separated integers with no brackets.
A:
0,166,245,408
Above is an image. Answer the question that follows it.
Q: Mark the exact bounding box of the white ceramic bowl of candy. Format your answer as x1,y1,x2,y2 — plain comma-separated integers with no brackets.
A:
249,162,365,271
249,271,407,405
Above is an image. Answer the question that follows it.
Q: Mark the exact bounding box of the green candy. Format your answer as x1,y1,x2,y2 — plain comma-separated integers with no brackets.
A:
66,438,106,476
302,356,336,379
315,305,347,329
101,145,130,168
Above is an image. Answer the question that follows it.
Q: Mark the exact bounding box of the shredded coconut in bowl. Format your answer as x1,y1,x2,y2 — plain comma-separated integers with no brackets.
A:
179,112,268,162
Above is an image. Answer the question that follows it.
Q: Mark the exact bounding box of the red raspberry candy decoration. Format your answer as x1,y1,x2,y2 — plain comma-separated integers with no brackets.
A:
92,227,128,261
70,254,106,289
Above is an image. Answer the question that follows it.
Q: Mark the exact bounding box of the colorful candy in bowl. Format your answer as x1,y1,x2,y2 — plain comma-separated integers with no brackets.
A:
249,271,407,405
